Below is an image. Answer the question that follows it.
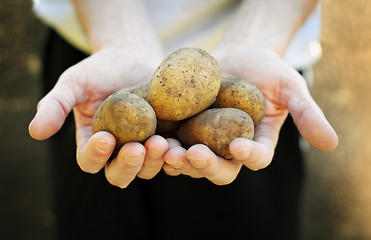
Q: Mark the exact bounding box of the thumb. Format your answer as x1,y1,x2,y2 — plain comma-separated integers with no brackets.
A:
290,94,338,151
29,82,77,140
284,73,338,151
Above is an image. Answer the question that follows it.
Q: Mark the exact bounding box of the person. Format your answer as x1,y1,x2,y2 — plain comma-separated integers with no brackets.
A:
29,0,338,239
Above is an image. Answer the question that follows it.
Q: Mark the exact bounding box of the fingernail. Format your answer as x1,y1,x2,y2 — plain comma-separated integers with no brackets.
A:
148,147,167,158
170,161,184,169
232,146,250,160
230,139,251,160
188,157,207,168
124,153,144,166
94,140,114,153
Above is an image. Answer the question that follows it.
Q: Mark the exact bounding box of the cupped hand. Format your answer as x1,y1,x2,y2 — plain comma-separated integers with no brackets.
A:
28,48,168,188
163,45,338,185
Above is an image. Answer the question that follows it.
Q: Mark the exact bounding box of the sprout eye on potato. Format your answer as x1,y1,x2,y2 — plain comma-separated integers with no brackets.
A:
92,91,157,154
147,47,221,121
177,108,254,159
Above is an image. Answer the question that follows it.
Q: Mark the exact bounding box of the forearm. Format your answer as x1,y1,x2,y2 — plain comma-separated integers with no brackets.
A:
72,0,162,54
215,0,318,56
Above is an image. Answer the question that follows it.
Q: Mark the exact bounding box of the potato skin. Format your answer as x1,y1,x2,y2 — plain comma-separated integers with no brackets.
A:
117,83,182,134
92,91,157,151
148,47,221,121
155,118,182,135
178,108,254,159
212,73,266,125
117,83,149,101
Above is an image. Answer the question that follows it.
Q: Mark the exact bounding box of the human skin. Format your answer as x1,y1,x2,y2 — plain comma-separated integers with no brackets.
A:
28,0,168,188
162,0,338,185
29,0,338,187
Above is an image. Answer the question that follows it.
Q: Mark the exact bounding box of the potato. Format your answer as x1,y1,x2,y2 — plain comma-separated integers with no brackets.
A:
148,47,221,121
117,83,149,101
155,118,182,135
118,83,182,134
212,73,266,125
178,108,254,159
92,91,157,152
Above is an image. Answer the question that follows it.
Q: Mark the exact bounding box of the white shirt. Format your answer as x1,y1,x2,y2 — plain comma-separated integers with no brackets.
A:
33,0,321,70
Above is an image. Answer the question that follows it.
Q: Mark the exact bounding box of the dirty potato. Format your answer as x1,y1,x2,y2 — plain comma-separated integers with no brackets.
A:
155,118,182,135
212,73,266,125
92,91,157,152
178,108,254,159
148,47,221,121
117,83,149,101
118,83,182,134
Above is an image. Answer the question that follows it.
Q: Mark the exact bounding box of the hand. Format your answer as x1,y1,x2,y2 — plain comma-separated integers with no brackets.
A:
28,48,168,188
163,140,242,185
163,45,338,185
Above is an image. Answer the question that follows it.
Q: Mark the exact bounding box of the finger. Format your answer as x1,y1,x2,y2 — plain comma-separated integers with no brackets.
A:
164,146,186,169
137,135,168,179
163,146,186,176
104,142,146,188
289,94,338,151
229,111,287,171
166,138,182,149
28,73,78,140
76,130,116,173
230,138,272,171
163,146,203,178
282,71,338,151
162,164,181,176
230,113,287,171
186,144,242,185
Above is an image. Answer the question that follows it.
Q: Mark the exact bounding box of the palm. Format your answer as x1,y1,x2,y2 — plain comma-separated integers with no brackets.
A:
213,46,337,153
215,48,298,153
162,46,338,185
29,48,170,188
30,48,160,141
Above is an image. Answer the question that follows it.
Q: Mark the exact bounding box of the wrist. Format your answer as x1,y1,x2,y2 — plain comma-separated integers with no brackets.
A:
88,26,164,57
213,37,286,58
213,0,319,57
94,43,164,61
210,44,282,80
212,43,277,62
72,0,164,56
94,47,163,70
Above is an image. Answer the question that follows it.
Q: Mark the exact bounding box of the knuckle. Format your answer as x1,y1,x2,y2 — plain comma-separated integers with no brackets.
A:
144,156,164,168
59,65,81,82
196,162,216,175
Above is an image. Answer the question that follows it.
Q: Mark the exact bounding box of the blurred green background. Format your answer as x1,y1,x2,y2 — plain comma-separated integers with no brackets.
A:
1,0,371,239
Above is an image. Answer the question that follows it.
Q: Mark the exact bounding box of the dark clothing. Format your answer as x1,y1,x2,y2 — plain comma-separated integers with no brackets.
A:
43,30,303,240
